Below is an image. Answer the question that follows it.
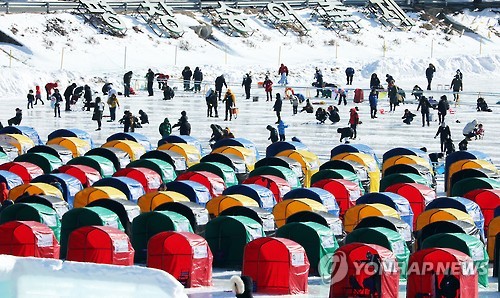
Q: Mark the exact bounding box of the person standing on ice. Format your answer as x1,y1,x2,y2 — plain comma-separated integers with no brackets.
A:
92,97,105,131
34,85,44,105
450,74,463,103
345,67,355,85
182,66,193,91
215,74,227,101
242,73,252,100
278,63,288,86
145,68,155,96
123,71,133,97
349,107,360,139
107,93,120,122
193,67,203,93
223,89,236,121
277,120,288,141
263,76,273,102
434,121,451,153
52,89,63,118
369,73,381,90
64,83,77,111
273,93,283,124
437,95,449,124
417,95,431,127
425,63,436,90
45,82,58,101
27,90,34,110
368,88,378,119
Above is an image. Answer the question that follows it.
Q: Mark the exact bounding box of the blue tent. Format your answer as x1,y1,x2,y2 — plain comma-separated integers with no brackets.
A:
283,187,340,216
93,177,145,203
223,184,277,211
356,192,414,230
158,135,205,156
107,132,152,152
444,150,491,192
47,128,94,148
0,126,43,145
212,138,260,160
164,180,211,206
425,196,485,237
330,144,380,166
32,173,84,208
265,141,308,158
382,147,429,164
0,170,23,189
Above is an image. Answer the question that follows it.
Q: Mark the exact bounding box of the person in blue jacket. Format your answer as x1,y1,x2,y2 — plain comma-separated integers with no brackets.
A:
368,88,378,119
277,120,288,142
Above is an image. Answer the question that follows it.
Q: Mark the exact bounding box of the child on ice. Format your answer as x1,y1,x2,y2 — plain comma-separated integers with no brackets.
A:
277,120,288,141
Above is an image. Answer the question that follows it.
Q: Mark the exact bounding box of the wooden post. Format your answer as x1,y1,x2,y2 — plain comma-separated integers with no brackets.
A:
9,50,12,68
335,41,338,59
278,45,282,66
124,46,127,69
431,39,434,58
60,48,64,70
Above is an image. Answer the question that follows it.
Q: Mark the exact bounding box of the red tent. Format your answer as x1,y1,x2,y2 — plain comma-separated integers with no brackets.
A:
242,237,309,295
312,178,362,217
329,243,399,298
243,175,291,203
0,162,44,183
385,182,436,229
55,164,102,187
66,225,134,266
176,171,226,197
407,247,478,298
147,231,213,288
464,189,500,233
0,220,60,258
113,167,162,193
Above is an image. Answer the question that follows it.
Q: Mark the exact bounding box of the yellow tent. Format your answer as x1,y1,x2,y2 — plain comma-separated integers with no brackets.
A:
276,149,320,188
73,186,127,208
344,203,400,233
382,155,433,175
206,194,259,218
0,134,35,155
447,159,497,196
332,152,381,193
102,140,146,161
158,143,201,167
415,208,475,231
487,217,500,261
47,137,91,157
8,182,63,201
212,145,257,171
137,191,190,212
272,198,327,228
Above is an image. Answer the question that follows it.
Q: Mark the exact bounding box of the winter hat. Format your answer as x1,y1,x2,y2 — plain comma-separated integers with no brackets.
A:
181,111,186,116
355,106,359,111
15,108,21,112
441,95,447,100
441,121,446,127
29,90,33,93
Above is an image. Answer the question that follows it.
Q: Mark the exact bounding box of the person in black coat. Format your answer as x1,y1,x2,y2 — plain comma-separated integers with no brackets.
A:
450,74,463,102
402,109,416,125
316,107,328,124
437,95,450,124
123,71,133,97
215,74,227,101
209,124,224,145
7,108,22,126
162,84,175,100
425,63,436,90
328,105,340,124
27,90,34,109
369,73,381,90
266,125,279,143
146,68,155,96
337,127,354,143
242,73,252,100
345,67,355,85
273,93,282,124
476,97,492,112
193,67,203,93
417,96,431,127
172,111,191,135
102,83,113,95
52,89,63,118
206,89,217,117
63,83,77,111
385,74,395,85
83,85,93,111
435,121,452,153
313,68,323,97
182,66,192,91
138,110,149,124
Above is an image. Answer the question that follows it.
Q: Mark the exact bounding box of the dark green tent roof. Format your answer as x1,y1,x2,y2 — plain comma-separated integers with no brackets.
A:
67,155,115,178
14,152,63,174
127,158,176,183
380,173,430,191
450,177,500,197
188,162,238,187
249,165,300,189
310,169,363,192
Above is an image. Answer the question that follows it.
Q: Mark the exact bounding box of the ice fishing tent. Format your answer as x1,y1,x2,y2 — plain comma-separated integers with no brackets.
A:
407,248,478,297
131,210,193,262
285,211,344,239
206,194,259,218
283,187,339,216
0,149,10,164
159,135,205,157
0,134,35,155
382,155,433,175
320,159,370,194
416,208,475,231
16,195,69,220
488,217,500,260
276,222,338,277
219,205,275,234
87,198,140,235
102,140,147,161
0,220,60,258
0,170,23,190
85,147,131,170
0,126,43,145
28,145,73,164
312,178,362,217
141,150,187,173
356,192,414,230
249,165,300,189
273,198,328,228
447,159,496,194
329,243,399,298
331,152,381,193
417,220,482,251
93,177,145,203
0,202,61,240
451,177,500,197
46,137,91,157
382,147,429,164
67,155,115,178
176,171,226,197
380,173,431,191
385,183,436,229
48,128,94,148
8,182,63,201
0,161,43,183
212,145,257,172
242,237,309,294
32,173,83,207
355,216,414,249
66,225,134,265
54,164,102,187
107,132,152,152
59,206,124,258
205,215,264,268
147,231,213,287
127,158,176,183
266,141,308,158
164,180,211,206
384,163,436,190
464,189,500,232
450,168,499,194
155,201,210,236
0,141,19,161
211,137,260,160
157,143,201,167
187,162,238,188
255,156,304,185
200,153,248,182
275,149,320,187
426,196,484,235
73,186,127,209
14,152,63,174
137,191,190,212
344,203,400,233
310,169,363,192
113,167,162,194
330,143,380,166
223,184,276,211
243,175,291,203
445,150,491,191
422,233,488,287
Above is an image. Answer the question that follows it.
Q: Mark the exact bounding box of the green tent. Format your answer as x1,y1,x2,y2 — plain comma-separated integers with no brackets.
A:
68,155,116,178
14,152,63,174
345,227,410,279
60,206,124,258
205,215,264,268
310,169,363,192
248,165,300,189
188,161,238,187
422,232,488,287
0,202,61,241
131,210,193,262
127,158,176,183
450,177,500,197
0,151,10,164
380,173,431,191
276,221,338,277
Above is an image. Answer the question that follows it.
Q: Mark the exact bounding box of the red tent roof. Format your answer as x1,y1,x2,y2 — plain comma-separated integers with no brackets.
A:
176,171,226,197
113,167,162,193
312,178,362,217
0,162,44,183
0,220,60,258
243,175,291,203
55,164,102,187
463,188,500,231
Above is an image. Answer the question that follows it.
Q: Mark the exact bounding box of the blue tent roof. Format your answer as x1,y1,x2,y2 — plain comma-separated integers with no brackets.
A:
158,135,205,156
444,150,491,191
282,187,340,216
0,170,23,189
356,192,414,230
107,132,152,151
265,141,308,158
212,138,260,160
32,173,84,208
382,147,429,163
0,126,43,145
164,180,211,206
47,128,94,148
93,177,145,203
425,196,485,237
222,184,276,211
330,144,380,166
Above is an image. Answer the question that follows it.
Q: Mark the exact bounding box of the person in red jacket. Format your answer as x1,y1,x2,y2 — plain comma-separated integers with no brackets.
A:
278,63,289,86
35,85,44,105
263,76,273,102
45,82,58,101
349,107,361,139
